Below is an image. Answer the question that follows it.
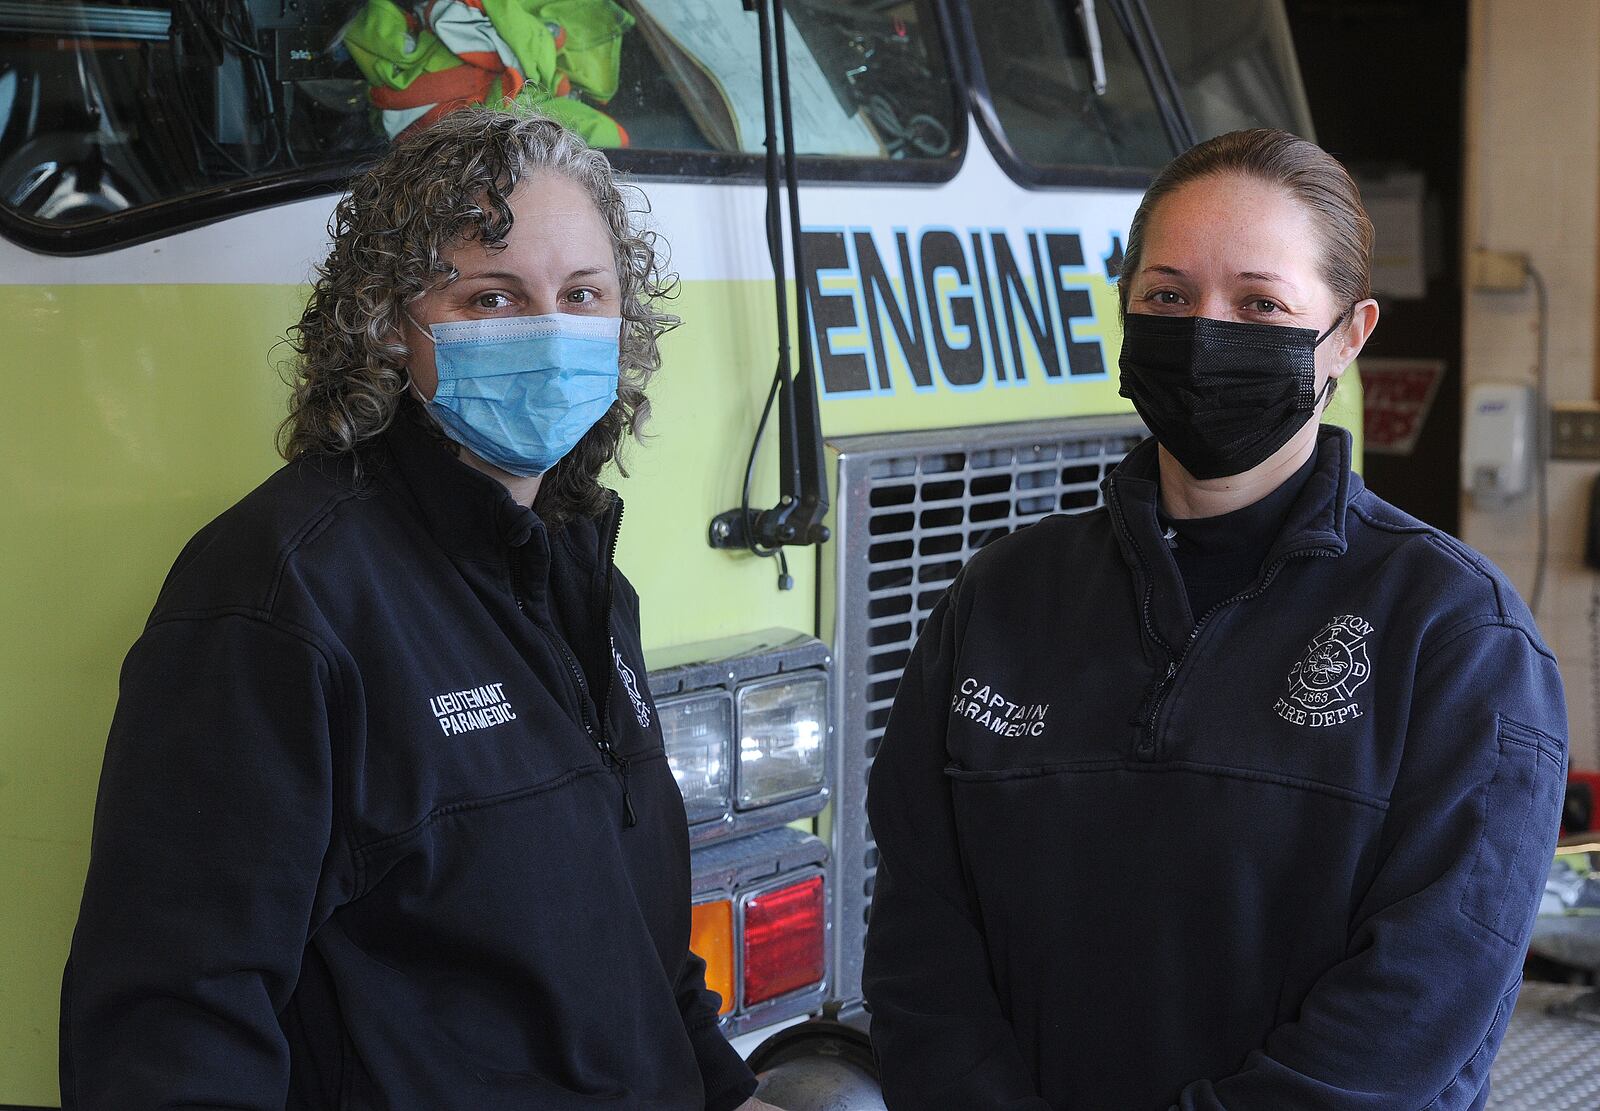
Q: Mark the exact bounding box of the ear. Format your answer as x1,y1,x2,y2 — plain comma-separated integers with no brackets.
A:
1329,298,1380,378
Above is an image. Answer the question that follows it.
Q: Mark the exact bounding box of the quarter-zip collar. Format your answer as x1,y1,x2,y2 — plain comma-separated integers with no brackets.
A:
380,410,541,562
1105,425,1357,652
380,412,558,623
1108,425,1355,567
378,409,625,575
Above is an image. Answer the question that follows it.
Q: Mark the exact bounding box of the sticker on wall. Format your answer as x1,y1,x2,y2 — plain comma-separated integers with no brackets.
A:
1360,358,1446,456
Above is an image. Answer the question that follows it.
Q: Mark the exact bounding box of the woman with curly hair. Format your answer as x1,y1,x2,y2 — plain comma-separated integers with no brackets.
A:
61,107,779,1111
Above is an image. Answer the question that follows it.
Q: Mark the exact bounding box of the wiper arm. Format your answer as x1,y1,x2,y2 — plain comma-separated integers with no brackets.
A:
1104,0,1197,151
709,0,831,570
1076,0,1108,95
771,0,830,547
1127,0,1197,147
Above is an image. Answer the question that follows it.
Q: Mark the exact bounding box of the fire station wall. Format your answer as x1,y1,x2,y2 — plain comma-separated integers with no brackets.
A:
1462,0,1600,768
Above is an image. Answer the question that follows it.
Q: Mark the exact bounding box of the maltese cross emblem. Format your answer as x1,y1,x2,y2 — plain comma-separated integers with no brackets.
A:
1285,615,1374,712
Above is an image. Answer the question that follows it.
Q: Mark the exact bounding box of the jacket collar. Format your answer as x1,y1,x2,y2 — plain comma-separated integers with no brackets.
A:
377,412,622,580
1104,425,1358,648
379,411,544,563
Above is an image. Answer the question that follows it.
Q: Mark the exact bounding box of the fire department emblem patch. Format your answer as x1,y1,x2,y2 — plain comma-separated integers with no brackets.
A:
612,640,653,729
1274,615,1374,728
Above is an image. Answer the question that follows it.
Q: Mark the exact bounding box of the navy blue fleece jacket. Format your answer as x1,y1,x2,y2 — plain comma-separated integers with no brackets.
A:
862,426,1567,1110
61,415,757,1111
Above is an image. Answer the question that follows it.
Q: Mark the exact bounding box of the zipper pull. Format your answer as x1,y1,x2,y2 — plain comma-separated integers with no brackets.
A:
617,754,637,828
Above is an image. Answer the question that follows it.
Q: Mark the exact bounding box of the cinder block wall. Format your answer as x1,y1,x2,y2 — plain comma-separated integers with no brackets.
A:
1462,0,1600,767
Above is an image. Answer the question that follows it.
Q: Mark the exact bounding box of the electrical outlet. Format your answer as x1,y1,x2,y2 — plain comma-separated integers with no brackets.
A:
1551,402,1600,460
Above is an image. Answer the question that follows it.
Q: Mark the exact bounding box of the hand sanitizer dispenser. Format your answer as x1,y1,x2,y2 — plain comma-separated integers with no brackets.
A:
1463,383,1534,505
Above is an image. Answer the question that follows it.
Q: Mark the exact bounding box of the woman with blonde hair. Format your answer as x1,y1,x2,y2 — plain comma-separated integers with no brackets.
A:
864,128,1566,1110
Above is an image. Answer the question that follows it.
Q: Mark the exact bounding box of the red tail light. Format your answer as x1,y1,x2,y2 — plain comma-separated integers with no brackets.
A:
741,874,825,1006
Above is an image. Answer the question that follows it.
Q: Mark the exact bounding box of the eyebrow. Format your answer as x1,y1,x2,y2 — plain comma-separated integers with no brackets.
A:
1140,265,1303,294
455,266,613,283
454,269,527,285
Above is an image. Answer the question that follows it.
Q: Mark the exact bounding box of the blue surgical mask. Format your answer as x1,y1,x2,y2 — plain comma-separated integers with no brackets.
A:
413,312,622,478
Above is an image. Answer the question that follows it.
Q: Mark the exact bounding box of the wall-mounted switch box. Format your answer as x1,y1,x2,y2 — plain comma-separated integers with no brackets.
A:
1551,402,1600,460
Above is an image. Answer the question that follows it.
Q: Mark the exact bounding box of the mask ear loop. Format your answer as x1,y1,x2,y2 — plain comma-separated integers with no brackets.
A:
1312,305,1354,409
1315,304,1353,347
403,310,436,405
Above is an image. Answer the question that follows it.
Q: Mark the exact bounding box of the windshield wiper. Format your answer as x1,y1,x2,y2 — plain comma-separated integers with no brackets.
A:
1128,0,1197,147
1105,0,1198,151
1076,0,1108,95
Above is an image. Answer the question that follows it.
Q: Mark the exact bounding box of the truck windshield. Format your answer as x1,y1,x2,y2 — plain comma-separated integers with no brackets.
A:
0,0,957,240
967,0,1311,178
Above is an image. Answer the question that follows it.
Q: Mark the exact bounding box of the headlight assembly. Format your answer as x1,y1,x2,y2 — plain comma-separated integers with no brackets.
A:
660,690,733,825
735,673,828,810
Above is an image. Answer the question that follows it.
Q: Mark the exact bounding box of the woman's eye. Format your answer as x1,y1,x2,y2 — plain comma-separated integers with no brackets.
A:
474,292,512,310
565,288,597,305
1250,298,1282,314
1147,290,1184,305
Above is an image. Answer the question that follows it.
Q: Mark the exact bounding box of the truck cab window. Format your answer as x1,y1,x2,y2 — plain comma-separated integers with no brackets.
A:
617,0,955,160
1145,0,1314,140
966,0,1311,181
0,0,958,243
966,0,1176,176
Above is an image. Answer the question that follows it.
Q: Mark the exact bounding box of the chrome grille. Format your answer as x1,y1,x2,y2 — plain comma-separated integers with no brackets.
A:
829,416,1146,1005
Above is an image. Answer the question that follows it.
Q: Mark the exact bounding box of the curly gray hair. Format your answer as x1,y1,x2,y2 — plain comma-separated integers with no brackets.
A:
279,105,678,524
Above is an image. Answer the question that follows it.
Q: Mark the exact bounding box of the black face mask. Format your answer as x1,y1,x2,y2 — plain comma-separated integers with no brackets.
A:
1117,312,1346,480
